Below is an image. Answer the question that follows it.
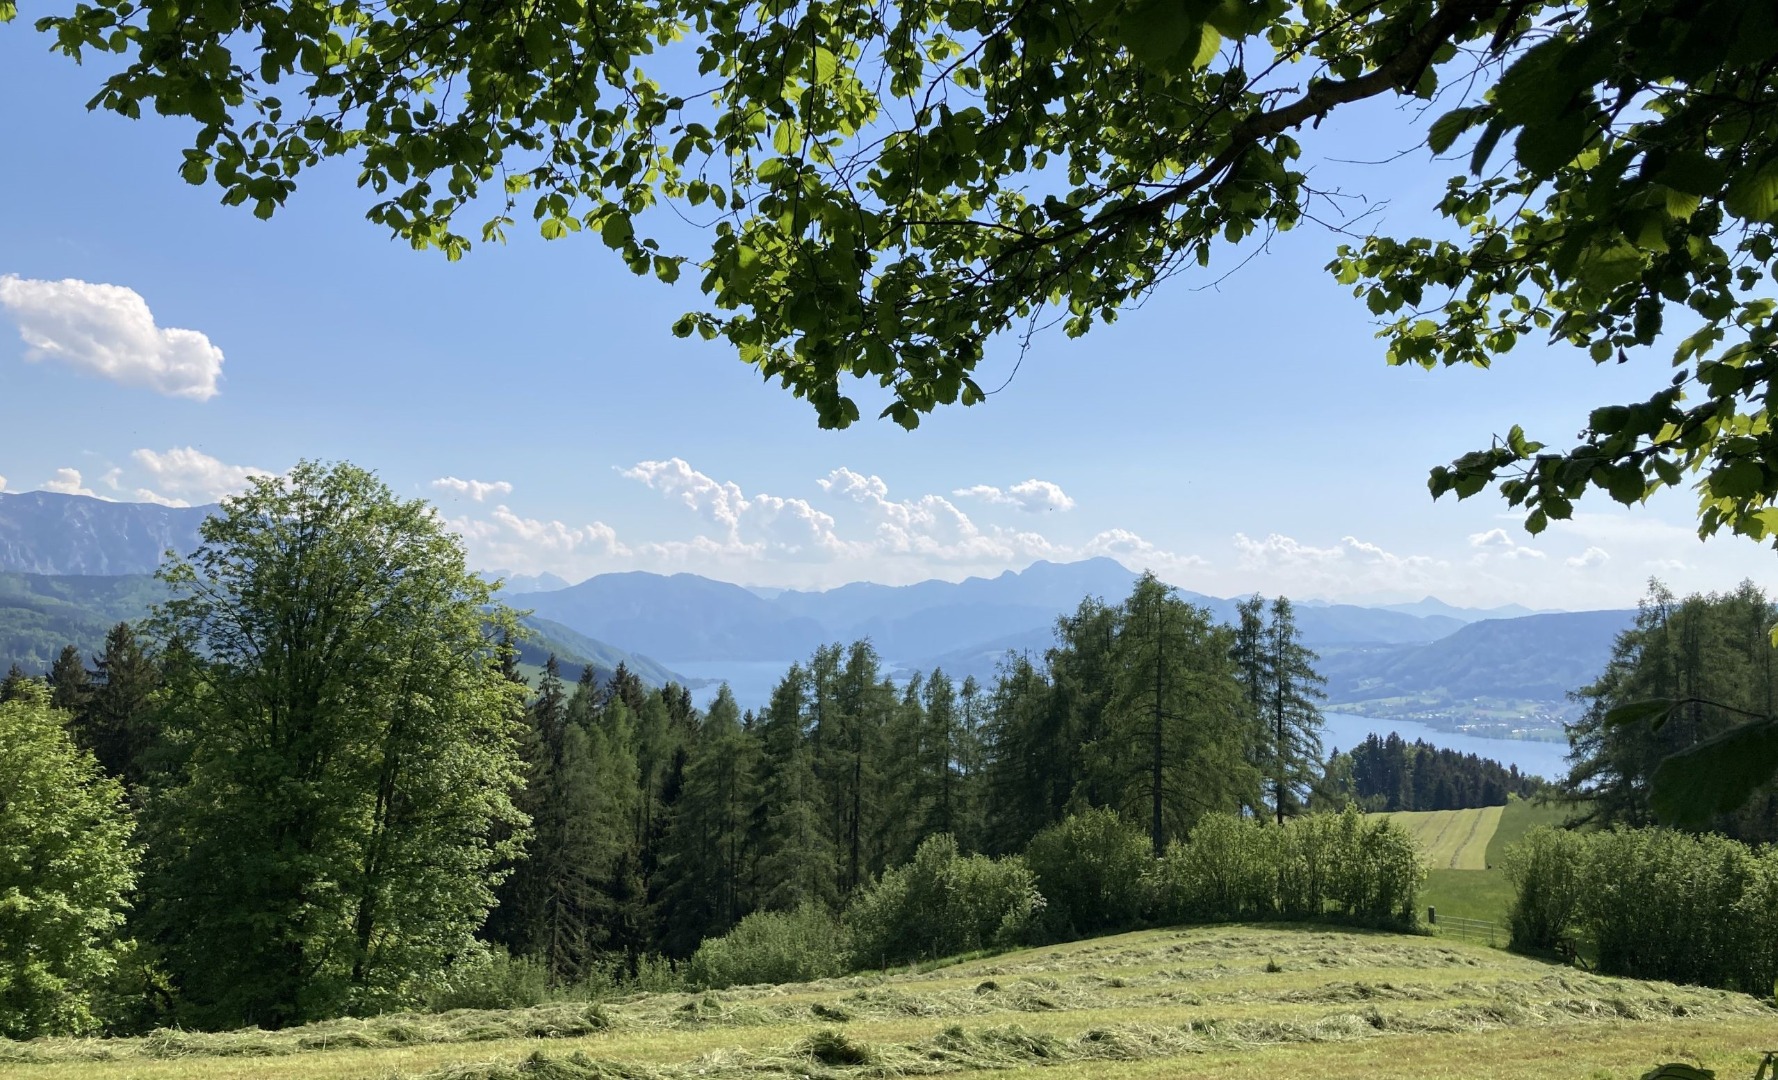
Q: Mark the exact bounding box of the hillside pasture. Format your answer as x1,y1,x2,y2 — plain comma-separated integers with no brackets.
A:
6,926,1775,1080
1380,806,1503,870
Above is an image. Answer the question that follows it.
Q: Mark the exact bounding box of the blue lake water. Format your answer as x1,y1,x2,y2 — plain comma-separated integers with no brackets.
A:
676,662,1571,782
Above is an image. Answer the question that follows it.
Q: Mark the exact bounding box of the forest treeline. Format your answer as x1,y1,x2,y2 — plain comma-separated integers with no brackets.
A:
1564,580,1778,843
10,462,1769,1039
1316,733,1546,813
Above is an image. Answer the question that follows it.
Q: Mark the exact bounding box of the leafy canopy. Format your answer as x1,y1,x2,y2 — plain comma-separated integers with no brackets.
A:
14,0,1778,539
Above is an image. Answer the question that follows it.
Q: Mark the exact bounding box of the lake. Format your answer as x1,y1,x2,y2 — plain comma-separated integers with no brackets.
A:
678,662,1572,782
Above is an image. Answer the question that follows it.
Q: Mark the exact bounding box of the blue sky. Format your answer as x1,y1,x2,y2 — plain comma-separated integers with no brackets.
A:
1,30,1770,610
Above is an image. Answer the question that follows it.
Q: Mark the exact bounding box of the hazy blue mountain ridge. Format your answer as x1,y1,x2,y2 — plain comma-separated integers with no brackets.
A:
0,492,209,575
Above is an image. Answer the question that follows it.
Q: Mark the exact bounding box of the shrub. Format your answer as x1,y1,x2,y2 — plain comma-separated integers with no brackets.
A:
1502,826,1588,952
1503,825,1778,995
1023,809,1153,937
685,904,848,989
1148,814,1271,923
423,949,551,1012
1146,807,1422,931
846,835,1042,967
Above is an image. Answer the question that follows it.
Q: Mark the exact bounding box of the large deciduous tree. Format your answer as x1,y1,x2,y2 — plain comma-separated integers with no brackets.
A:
0,682,138,1039
143,461,529,1029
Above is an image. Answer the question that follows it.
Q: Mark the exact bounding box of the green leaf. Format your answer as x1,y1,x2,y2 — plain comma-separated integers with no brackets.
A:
1724,160,1778,224
1603,699,1675,730
1428,107,1483,155
1708,458,1763,500
1649,717,1778,827
1118,0,1197,71
600,213,634,249
813,46,839,83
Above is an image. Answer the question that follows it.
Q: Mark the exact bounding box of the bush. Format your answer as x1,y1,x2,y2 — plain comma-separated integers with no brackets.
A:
1023,809,1153,937
1503,825,1778,995
846,835,1043,967
1147,808,1423,931
423,948,551,1012
1502,826,1588,952
685,904,848,989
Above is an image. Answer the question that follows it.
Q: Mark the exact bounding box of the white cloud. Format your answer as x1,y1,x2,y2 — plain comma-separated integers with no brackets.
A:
448,506,630,577
625,458,854,559
42,467,98,497
0,275,224,400
130,447,269,504
953,479,1077,513
0,474,8,493
431,476,515,502
1468,527,1546,561
1566,546,1611,569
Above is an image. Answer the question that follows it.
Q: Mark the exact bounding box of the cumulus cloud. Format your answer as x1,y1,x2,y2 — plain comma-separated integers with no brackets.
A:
1566,546,1611,569
42,467,97,497
953,479,1076,513
447,458,1209,587
0,275,225,400
625,458,854,559
1468,527,1546,561
449,506,630,577
131,447,269,505
431,477,515,502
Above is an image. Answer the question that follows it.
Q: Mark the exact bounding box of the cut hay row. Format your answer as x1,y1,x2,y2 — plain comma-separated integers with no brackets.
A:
8,926,1774,1080
1379,807,1503,870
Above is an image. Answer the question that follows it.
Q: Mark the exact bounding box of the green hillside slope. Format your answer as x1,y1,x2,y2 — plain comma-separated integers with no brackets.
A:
8,926,1772,1080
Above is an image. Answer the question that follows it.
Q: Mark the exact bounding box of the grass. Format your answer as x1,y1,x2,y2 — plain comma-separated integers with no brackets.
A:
1381,807,1505,870
7,925,1774,1080
1382,798,1592,940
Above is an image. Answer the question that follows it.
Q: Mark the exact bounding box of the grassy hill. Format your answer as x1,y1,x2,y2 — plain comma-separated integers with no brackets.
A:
1390,799,1583,937
7,925,1775,1080
1379,807,1504,870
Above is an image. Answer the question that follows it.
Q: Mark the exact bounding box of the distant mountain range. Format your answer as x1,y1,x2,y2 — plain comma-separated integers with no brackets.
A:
0,491,1639,720
0,491,209,575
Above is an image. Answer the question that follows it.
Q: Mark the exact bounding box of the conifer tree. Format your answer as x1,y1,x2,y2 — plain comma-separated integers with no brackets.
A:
48,644,94,717
1097,574,1256,855
753,664,836,910
654,686,760,955
0,663,34,703
80,623,161,792
1262,597,1326,824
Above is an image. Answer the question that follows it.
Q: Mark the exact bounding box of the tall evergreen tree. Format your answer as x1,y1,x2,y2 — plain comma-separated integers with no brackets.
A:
654,686,759,955
47,644,94,717
1262,597,1326,824
80,623,162,792
0,663,34,703
753,664,837,910
1095,574,1257,855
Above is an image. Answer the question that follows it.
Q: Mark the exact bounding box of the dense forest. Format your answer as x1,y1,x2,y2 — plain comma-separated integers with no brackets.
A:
11,464,1773,1041
1315,734,1545,813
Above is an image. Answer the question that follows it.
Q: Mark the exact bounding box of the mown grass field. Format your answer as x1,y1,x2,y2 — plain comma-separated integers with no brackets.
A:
1381,807,1505,870
7,924,1775,1080
1383,798,1584,943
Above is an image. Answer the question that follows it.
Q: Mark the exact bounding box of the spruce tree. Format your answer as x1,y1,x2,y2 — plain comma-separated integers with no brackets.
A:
81,623,161,791
0,663,34,703
47,645,94,716
1262,597,1326,825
